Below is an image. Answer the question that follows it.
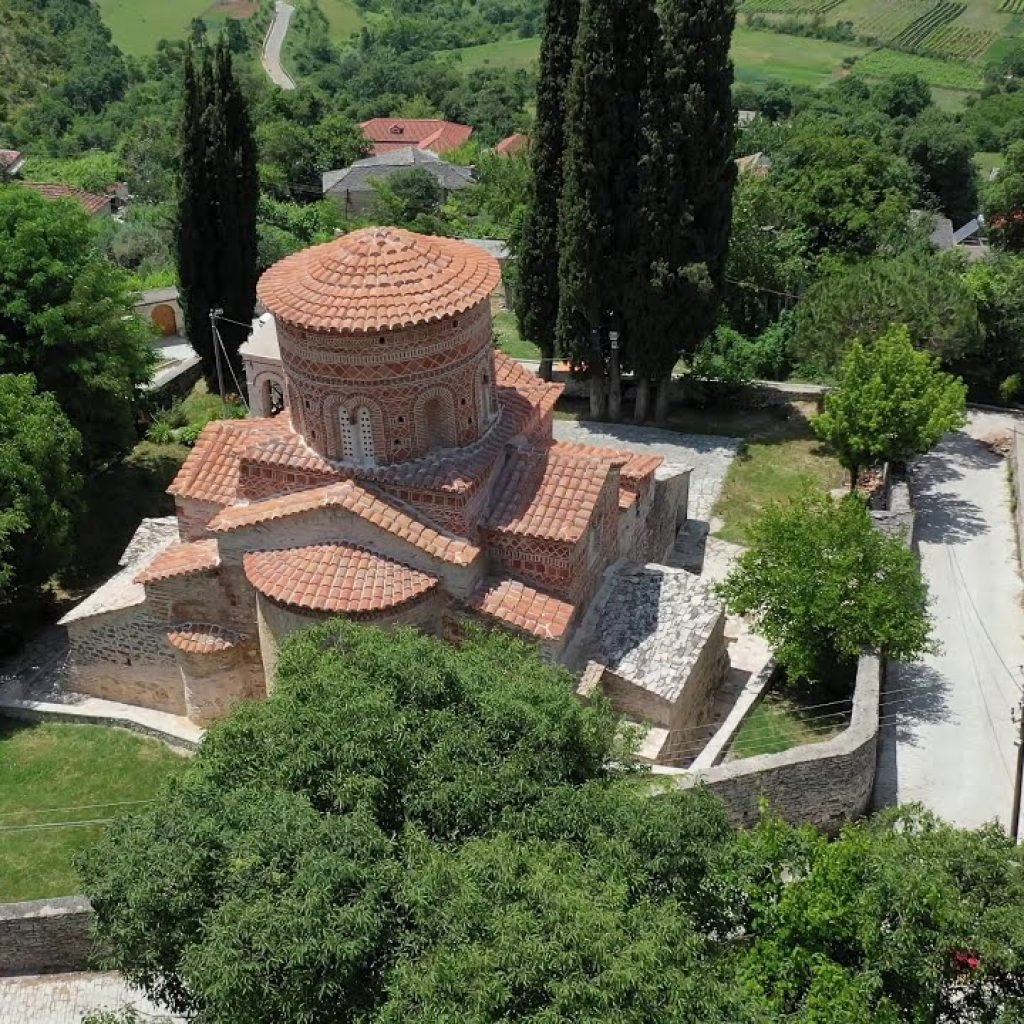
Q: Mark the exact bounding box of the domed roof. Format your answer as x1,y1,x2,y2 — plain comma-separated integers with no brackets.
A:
256,226,501,335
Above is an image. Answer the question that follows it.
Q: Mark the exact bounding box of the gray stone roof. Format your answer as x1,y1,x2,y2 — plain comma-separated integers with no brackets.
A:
322,146,475,196
136,286,179,305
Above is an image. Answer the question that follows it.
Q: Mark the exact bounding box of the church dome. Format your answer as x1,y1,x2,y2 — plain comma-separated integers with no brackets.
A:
257,226,501,335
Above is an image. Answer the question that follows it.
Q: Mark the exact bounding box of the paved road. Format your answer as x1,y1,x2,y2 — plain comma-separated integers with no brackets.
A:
874,412,1024,830
262,1,296,90
0,972,182,1024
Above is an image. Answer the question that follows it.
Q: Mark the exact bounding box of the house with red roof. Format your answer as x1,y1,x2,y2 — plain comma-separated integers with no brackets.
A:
361,117,473,156
62,227,705,749
495,132,529,157
20,181,112,216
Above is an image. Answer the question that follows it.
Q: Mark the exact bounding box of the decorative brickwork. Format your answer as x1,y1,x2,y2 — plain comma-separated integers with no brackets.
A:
63,228,691,725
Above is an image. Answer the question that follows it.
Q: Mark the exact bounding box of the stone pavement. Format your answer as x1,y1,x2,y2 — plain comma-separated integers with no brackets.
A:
0,972,181,1024
874,411,1024,829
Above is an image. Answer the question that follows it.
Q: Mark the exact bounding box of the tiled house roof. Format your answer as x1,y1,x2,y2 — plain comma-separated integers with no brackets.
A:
207,480,481,565
469,577,575,640
243,543,439,614
495,133,529,156
21,182,111,215
486,448,614,543
361,118,472,155
322,147,473,196
256,227,501,334
134,539,219,584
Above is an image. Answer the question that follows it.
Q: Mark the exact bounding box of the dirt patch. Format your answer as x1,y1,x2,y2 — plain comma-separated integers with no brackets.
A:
206,0,258,18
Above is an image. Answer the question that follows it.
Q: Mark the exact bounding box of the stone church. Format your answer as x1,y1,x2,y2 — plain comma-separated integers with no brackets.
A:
62,227,694,726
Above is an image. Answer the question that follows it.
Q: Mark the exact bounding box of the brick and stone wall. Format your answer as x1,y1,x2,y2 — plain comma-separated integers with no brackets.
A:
0,898,98,976
179,641,266,725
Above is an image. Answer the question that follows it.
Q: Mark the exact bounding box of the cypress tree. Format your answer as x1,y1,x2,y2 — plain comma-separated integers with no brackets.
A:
630,0,738,422
514,0,579,382
556,0,658,420
176,39,259,395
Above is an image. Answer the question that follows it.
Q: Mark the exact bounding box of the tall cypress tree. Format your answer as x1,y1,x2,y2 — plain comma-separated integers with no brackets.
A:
556,0,657,419
514,0,579,382
629,0,738,422
176,39,259,395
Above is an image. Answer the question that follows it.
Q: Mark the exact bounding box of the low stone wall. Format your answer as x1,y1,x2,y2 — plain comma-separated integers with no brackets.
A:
1010,432,1024,560
660,653,883,834
0,897,99,976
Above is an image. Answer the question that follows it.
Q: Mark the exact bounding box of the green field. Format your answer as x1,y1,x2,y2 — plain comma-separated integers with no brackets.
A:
320,0,365,40
96,0,215,54
852,47,985,89
0,720,185,900
453,28,868,86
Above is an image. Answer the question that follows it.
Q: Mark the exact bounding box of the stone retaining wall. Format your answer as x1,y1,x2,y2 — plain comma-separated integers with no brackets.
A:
1010,432,1024,560
0,897,99,976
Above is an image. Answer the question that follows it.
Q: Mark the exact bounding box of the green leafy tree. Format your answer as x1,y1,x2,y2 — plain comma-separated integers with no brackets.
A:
0,374,83,633
872,73,932,121
176,40,259,395
901,108,979,226
515,0,579,379
814,325,967,483
0,187,154,463
790,252,981,376
371,168,445,228
985,139,1024,253
556,0,659,419
965,253,1024,400
717,489,934,684
628,0,737,422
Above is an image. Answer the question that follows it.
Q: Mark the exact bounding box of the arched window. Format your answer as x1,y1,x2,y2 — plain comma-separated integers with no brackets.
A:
478,371,494,423
424,394,456,450
357,407,375,464
340,406,376,466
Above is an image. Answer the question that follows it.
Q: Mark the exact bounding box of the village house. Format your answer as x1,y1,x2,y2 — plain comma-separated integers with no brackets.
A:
322,147,474,216
20,181,113,216
360,117,473,156
62,227,712,744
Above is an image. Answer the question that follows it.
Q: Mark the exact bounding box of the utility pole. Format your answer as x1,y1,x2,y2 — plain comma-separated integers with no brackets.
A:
209,307,226,409
1012,685,1024,842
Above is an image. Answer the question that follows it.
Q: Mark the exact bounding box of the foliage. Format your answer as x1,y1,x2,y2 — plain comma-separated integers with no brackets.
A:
852,49,983,92
515,0,579,366
872,72,932,120
442,149,530,239
789,252,982,376
814,325,967,481
692,322,790,386
371,167,446,228
0,187,154,463
718,489,934,683
985,139,1024,252
257,112,369,197
176,40,259,395
964,253,1024,399
21,151,122,193
0,375,82,623
901,108,979,225
256,194,344,271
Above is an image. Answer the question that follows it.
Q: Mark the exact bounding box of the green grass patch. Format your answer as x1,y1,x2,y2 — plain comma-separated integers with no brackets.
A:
711,417,847,546
96,0,214,54
319,0,365,40
0,720,185,900
450,27,867,87
493,309,541,360
975,150,1004,176
853,48,984,89
726,690,848,759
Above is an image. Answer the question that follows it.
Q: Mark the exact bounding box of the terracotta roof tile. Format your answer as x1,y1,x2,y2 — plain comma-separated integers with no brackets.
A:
207,480,480,565
495,133,529,156
361,118,472,154
244,543,438,614
21,182,110,214
166,623,246,654
549,440,663,483
168,413,311,505
469,577,575,641
486,447,613,543
134,539,219,584
257,227,500,334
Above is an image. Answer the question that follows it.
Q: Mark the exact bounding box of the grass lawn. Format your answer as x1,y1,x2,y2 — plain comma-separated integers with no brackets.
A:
0,720,186,901
976,150,1004,177
96,0,214,53
712,416,847,546
450,27,867,87
319,0,365,41
726,691,848,759
493,309,541,360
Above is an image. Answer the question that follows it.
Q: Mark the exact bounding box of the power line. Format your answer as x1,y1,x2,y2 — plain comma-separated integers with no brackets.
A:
0,818,118,834
0,799,153,819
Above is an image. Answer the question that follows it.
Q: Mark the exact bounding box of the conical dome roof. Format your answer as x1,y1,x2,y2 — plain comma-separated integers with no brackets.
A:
257,226,501,335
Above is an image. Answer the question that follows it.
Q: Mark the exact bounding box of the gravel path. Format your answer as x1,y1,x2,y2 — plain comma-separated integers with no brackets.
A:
874,412,1024,830
261,1,296,90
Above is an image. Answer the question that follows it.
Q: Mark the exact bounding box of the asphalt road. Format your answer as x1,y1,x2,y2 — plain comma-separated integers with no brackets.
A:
874,412,1024,831
262,1,296,90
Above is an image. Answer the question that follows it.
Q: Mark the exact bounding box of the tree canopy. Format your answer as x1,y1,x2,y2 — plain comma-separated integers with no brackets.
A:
813,325,967,482
718,489,934,684
80,620,1024,1023
985,139,1024,253
0,187,154,463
